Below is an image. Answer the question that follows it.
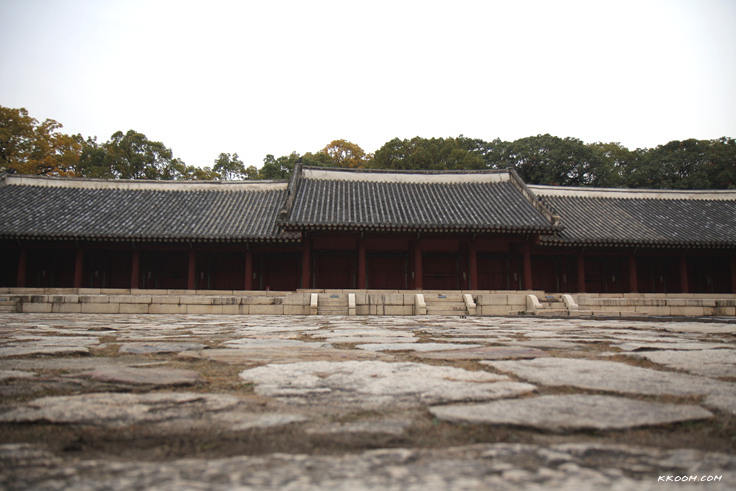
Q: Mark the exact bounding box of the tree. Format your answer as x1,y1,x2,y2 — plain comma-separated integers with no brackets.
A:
705,137,736,189
102,130,184,180
628,139,734,189
496,134,614,186
213,152,248,180
372,136,487,171
183,165,218,180
0,105,82,176
259,153,299,180
320,139,369,168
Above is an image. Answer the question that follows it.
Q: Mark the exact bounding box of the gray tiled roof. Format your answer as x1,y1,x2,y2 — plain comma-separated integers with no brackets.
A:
284,167,557,233
531,186,736,248
0,176,297,242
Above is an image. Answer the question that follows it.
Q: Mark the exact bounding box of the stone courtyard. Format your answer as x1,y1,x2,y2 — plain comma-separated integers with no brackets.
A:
1,313,735,489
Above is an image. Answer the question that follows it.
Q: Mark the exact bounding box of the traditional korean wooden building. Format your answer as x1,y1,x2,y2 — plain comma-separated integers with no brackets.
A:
2,166,735,294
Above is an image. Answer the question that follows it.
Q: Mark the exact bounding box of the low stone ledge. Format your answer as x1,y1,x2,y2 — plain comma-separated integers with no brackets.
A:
186,304,224,314
149,304,188,314
249,304,284,315
211,297,240,306
667,298,716,307
120,303,150,314
108,295,152,304
52,303,82,313
242,296,279,305
384,305,413,315
284,293,309,305
79,295,110,304
178,295,215,305
150,295,181,304
21,303,52,313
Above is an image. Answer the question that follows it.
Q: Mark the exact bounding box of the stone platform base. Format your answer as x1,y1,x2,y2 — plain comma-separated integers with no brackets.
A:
1,288,734,317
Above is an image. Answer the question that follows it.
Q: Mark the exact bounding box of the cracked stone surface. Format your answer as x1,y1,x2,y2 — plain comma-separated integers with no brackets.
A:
0,392,241,426
483,357,731,398
356,342,482,352
624,349,736,378
430,395,714,431
239,360,536,406
81,366,202,386
2,442,735,491
415,346,548,361
117,342,207,354
1,312,735,490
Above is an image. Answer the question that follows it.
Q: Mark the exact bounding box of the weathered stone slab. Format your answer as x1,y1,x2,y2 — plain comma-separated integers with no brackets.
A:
322,336,417,344
222,338,332,349
484,358,718,397
0,392,241,426
3,442,736,491
616,341,732,352
430,395,713,431
180,346,390,365
416,346,548,361
0,369,36,381
356,342,482,352
627,349,736,378
0,357,160,371
118,342,206,354
82,366,202,386
0,346,91,357
213,412,308,430
239,360,536,406
305,419,411,436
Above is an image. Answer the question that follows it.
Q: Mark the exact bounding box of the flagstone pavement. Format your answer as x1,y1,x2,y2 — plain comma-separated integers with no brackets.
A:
1,313,735,490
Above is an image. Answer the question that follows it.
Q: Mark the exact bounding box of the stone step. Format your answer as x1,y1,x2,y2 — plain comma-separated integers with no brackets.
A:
0,305,17,312
540,302,566,309
426,305,466,311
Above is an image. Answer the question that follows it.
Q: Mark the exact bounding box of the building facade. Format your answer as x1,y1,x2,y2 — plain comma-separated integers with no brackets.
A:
2,166,735,294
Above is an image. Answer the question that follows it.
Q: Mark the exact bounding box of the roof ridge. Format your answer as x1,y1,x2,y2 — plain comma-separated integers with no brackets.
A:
529,184,736,200
300,165,509,175
2,174,288,191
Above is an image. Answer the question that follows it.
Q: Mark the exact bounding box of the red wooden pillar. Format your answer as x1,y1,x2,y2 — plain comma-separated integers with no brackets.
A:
187,249,196,290
74,249,84,288
577,253,586,293
628,254,638,293
130,249,140,289
468,240,478,290
679,255,689,293
522,242,533,290
244,248,253,291
17,248,27,287
414,239,423,290
357,238,367,289
301,239,311,289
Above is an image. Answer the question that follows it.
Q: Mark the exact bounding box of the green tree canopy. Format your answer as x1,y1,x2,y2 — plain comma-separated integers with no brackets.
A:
372,136,485,170
4,105,735,188
0,106,82,176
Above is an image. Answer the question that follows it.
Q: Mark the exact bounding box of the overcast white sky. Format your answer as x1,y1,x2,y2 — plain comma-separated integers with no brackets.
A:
2,0,735,169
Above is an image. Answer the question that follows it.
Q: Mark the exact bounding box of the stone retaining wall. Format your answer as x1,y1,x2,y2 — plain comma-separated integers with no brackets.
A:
1,288,734,317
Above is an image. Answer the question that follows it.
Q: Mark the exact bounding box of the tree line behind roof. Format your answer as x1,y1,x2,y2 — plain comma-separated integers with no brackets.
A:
2,105,734,189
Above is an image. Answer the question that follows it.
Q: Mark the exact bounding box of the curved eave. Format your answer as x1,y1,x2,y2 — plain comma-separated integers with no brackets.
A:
0,233,301,243
284,223,559,234
540,237,736,249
